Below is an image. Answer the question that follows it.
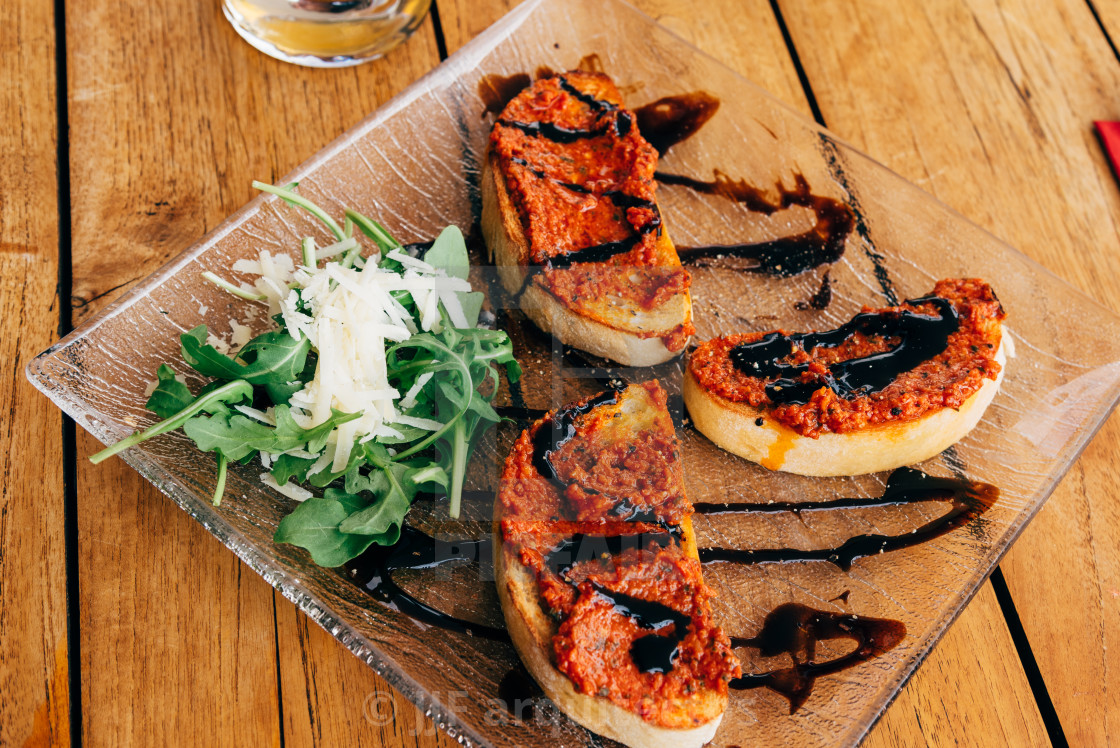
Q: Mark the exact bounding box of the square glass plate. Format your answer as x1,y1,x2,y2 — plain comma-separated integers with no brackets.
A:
28,0,1120,745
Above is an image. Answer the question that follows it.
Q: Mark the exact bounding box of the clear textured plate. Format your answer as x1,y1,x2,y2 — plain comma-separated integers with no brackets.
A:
27,0,1120,745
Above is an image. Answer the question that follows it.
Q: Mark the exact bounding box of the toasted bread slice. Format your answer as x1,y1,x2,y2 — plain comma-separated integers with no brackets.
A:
482,72,693,366
494,382,737,747
684,279,1007,476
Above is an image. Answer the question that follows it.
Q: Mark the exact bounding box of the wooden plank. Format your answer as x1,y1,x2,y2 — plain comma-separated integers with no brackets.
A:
0,1,71,746
778,0,1120,743
1067,1,1120,68
65,2,446,745
431,1,1050,746
863,585,1048,747
274,603,457,748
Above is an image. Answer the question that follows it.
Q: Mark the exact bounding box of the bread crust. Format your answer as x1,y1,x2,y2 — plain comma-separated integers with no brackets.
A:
493,383,730,747
683,341,1006,476
482,141,691,367
493,512,724,748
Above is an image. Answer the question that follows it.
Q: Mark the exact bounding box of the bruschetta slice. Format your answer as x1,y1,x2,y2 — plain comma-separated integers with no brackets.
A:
684,278,1007,476
495,381,738,747
482,71,693,366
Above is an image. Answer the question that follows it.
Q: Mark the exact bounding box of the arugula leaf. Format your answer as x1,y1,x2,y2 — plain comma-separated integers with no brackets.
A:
422,225,469,280
89,379,254,465
273,492,379,567
338,485,409,536
146,364,194,419
183,413,277,461
180,326,311,386
270,453,316,485
457,291,486,329
271,406,359,453
182,406,360,461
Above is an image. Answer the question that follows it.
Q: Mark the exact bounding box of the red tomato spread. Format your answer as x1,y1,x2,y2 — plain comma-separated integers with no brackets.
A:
490,72,693,350
688,278,1005,438
498,382,739,727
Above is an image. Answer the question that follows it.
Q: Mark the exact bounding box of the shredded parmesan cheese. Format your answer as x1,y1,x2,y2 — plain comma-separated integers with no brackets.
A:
223,239,473,482
260,472,312,501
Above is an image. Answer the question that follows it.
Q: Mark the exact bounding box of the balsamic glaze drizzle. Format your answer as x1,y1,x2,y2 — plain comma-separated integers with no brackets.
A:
795,270,833,311
730,296,960,405
542,531,676,578
531,381,625,487
696,467,999,571
496,118,612,143
665,171,855,277
728,603,907,713
478,72,533,118
349,526,509,642
494,75,661,272
632,91,721,155
590,581,691,674
557,76,617,112
496,75,631,144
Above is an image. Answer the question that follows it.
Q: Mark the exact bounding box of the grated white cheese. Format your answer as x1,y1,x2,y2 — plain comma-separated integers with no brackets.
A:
387,248,436,272
219,237,475,486
399,372,433,410
235,404,276,425
260,472,312,501
230,319,253,350
316,236,359,261
394,414,444,431
206,332,231,355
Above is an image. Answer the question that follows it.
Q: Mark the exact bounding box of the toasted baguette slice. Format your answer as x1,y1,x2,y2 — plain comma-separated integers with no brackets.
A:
481,72,692,367
494,517,721,748
494,382,735,747
683,342,1005,476
684,279,1007,476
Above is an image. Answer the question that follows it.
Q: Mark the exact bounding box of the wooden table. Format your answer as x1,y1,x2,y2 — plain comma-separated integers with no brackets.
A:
4,0,1119,745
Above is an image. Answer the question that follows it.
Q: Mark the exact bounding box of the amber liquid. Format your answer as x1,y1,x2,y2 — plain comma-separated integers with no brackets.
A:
223,0,431,64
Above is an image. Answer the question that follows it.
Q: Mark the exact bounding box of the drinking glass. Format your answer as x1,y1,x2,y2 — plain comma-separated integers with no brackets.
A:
222,0,432,67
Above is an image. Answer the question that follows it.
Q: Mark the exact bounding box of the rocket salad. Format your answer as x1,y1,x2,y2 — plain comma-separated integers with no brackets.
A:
91,182,520,567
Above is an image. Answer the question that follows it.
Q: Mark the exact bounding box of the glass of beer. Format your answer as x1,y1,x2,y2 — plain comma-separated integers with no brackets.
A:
222,0,432,67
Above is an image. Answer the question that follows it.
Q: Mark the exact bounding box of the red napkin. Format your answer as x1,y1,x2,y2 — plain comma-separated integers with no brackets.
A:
1095,121,1120,181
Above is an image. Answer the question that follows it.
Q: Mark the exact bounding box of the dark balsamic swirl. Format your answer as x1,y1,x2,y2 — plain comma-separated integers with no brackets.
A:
541,531,677,578
557,75,617,112
730,296,960,405
632,91,721,155
496,118,612,143
590,581,691,674
696,467,999,571
729,603,906,713
349,527,508,642
665,171,855,278
531,381,625,487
